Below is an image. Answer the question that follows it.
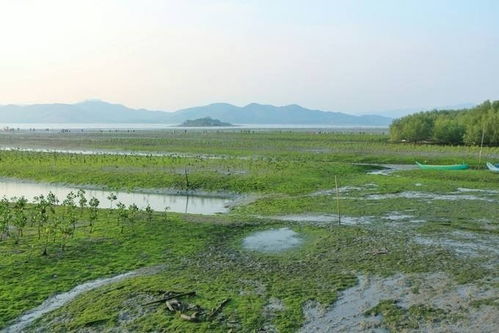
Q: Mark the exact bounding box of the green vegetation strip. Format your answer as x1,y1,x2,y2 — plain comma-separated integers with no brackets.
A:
1,131,497,164
0,131,496,331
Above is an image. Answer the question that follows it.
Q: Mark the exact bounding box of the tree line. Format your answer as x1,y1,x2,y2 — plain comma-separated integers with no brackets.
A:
0,190,159,255
390,100,499,145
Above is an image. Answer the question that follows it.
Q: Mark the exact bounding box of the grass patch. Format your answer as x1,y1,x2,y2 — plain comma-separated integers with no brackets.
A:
365,300,452,330
0,130,497,331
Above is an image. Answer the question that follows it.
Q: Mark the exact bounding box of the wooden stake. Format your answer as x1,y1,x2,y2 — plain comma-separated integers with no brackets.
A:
184,167,190,190
478,121,485,166
335,176,341,226
208,298,231,320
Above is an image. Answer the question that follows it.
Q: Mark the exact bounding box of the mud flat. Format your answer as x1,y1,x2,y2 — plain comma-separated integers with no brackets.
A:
414,231,499,258
300,273,499,332
271,214,374,226
366,191,497,202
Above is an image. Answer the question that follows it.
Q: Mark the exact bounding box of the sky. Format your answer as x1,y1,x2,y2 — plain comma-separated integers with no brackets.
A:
0,0,498,115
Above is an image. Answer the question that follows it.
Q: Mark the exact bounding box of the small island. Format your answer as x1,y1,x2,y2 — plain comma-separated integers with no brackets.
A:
180,117,233,127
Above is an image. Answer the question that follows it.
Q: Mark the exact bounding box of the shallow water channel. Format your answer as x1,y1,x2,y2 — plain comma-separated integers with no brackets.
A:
3,272,137,333
0,179,231,215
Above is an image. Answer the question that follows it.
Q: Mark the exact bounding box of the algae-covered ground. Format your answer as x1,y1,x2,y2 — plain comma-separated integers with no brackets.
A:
0,130,498,332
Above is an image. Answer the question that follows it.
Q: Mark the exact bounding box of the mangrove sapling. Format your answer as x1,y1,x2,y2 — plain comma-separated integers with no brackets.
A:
127,204,140,233
33,195,50,239
59,193,76,250
59,215,74,251
62,192,78,236
0,197,11,241
12,196,28,244
107,193,117,209
88,197,100,233
41,193,58,255
47,191,59,208
145,204,153,223
77,189,87,216
46,192,59,234
163,206,170,222
116,202,128,233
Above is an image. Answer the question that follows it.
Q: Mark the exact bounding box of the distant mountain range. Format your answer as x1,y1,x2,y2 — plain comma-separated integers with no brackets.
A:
171,103,392,125
0,100,392,126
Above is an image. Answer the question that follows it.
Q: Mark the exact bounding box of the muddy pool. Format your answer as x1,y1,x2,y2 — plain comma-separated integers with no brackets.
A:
242,228,303,253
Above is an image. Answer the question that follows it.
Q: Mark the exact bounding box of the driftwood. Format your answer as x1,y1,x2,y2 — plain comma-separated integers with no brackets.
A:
140,289,182,294
143,290,231,323
208,298,231,320
180,311,202,322
187,303,203,312
142,291,196,306
367,248,389,256
166,299,180,312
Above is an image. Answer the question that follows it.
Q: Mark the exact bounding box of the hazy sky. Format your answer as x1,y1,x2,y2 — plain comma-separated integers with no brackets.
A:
1,0,498,114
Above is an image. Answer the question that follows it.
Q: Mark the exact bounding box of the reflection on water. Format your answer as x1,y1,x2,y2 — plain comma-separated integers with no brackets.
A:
0,180,230,215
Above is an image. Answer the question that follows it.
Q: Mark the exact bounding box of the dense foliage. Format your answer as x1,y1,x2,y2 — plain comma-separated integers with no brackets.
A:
390,100,499,145
180,117,232,127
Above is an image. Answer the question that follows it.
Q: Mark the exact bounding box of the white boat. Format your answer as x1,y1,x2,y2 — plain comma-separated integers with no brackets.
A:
486,162,499,172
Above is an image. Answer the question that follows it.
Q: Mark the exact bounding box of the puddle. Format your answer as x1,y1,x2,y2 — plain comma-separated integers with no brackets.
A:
0,179,232,215
242,228,303,253
414,231,499,258
271,214,374,226
309,184,378,197
3,266,161,332
382,212,416,221
309,186,363,196
357,164,418,176
300,273,498,332
456,187,499,194
366,191,497,202
381,212,425,224
301,275,388,332
368,170,392,176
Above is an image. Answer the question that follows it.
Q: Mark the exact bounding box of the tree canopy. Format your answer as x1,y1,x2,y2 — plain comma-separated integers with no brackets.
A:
390,100,499,146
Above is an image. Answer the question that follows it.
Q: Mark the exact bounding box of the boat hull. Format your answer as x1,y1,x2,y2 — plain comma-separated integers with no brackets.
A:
416,162,469,170
486,162,499,172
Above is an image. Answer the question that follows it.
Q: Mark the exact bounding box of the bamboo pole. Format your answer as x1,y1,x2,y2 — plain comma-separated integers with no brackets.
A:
478,121,485,166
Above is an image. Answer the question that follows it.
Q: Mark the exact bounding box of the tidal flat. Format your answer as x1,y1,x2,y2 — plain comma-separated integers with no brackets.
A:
0,130,497,332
